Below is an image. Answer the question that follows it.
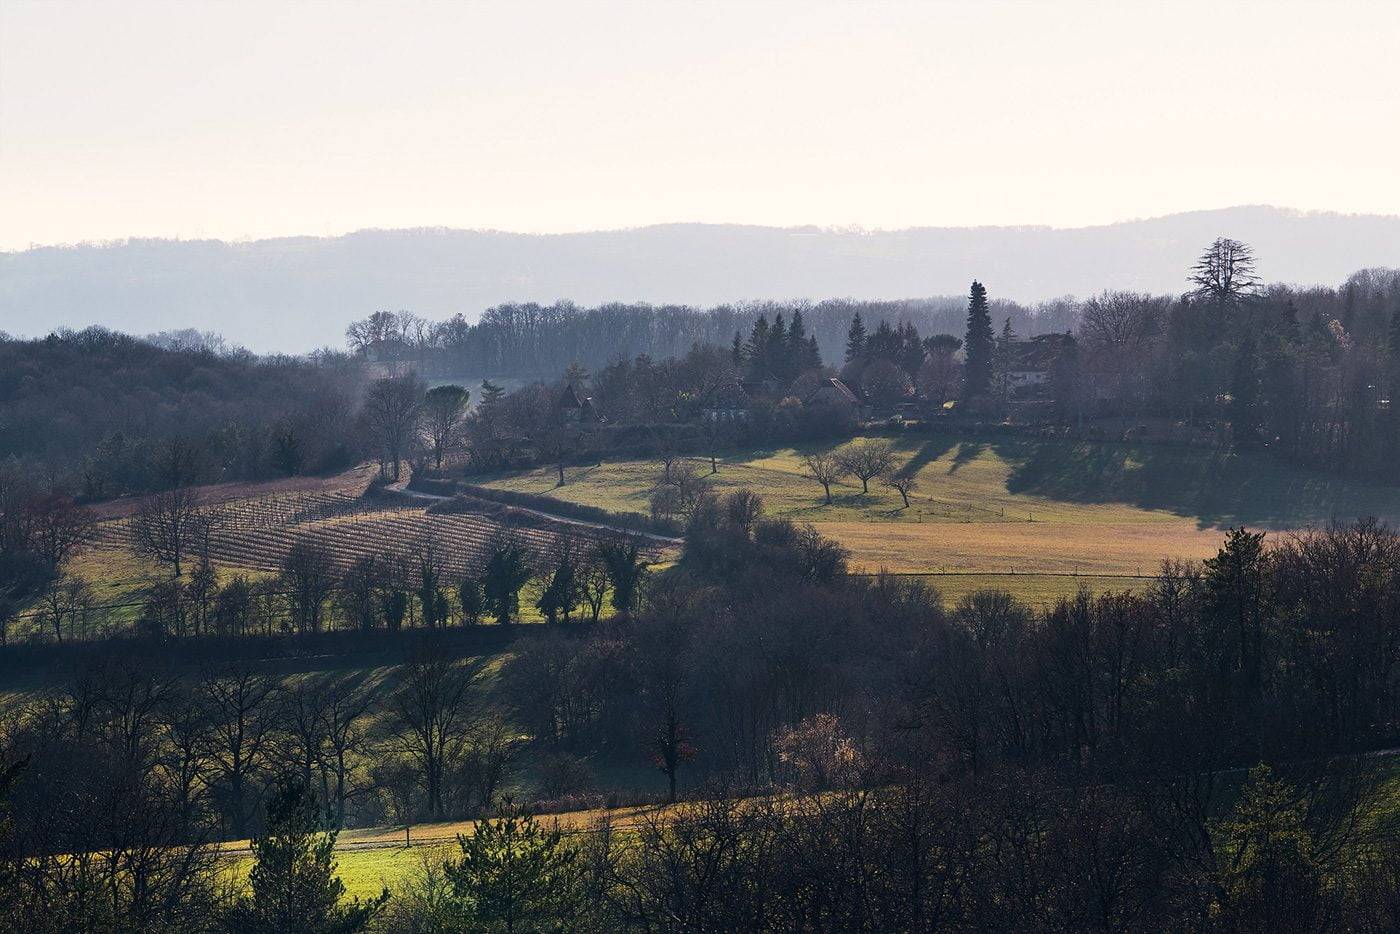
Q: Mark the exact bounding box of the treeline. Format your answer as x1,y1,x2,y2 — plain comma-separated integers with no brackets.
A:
13,511,652,645
0,327,366,496
344,294,1064,379
1069,248,1400,477
431,241,1400,482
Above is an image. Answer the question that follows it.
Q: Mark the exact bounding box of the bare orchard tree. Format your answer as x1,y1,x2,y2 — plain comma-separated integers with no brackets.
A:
389,643,479,819
801,451,847,505
1189,237,1260,307
362,373,426,482
131,486,215,578
883,471,920,509
421,384,470,469
836,440,896,494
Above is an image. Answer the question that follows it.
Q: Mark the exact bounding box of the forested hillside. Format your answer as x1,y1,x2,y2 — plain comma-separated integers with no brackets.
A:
0,328,366,495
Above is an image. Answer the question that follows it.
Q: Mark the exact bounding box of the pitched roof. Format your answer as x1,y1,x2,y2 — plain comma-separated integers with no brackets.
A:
804,377,861,406
1007,334,1071,372
556,383,585,409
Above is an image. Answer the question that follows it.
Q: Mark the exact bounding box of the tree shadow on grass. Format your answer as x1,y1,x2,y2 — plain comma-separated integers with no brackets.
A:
894,436,959,480
948,441,987,474
990,437,1400,529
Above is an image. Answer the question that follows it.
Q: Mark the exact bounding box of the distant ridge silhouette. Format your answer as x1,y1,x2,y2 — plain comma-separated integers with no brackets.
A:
3,206,1397,352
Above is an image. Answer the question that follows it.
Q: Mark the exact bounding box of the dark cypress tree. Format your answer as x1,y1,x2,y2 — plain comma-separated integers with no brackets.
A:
769,314,788,377
845,314,867,364
731,330,744,366
745,316,771,374
788,310,808,375
868,319,899,361
963,281,995,399
897,320,924,379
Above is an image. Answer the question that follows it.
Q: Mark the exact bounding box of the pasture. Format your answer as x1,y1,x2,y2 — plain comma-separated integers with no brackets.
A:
473,432,1400,603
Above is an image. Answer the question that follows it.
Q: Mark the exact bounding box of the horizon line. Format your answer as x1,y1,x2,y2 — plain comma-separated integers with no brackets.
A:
8,203,1400,255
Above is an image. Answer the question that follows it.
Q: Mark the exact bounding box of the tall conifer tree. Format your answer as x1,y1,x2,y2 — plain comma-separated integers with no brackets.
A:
963,281,995,398
845,314,867,364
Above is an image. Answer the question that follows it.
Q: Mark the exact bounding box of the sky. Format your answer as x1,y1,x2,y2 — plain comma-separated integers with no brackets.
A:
2,0,1398,251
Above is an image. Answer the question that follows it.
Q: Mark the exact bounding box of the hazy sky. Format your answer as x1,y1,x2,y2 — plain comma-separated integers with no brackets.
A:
2,0,1398,250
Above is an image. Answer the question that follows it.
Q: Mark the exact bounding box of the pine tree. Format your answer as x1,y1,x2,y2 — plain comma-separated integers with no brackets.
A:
866,319,897,362
731,331,744,366
897,320,924,380
768,314,788,378
788,310,809,375
845,314,867,364
227,780,388,933
745,316,771,374
479,380,506,408
443,799,582,932
963,281,995,399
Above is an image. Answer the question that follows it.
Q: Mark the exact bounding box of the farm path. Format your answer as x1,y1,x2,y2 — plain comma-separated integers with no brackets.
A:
390,473,684,546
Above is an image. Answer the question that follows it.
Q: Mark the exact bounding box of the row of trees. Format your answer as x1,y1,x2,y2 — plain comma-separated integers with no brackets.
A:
16,525,652,645
344,296,1060,381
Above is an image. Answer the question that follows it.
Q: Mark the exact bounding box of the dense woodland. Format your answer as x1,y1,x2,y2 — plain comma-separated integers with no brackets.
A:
0,327,365,495
7,501,1400,930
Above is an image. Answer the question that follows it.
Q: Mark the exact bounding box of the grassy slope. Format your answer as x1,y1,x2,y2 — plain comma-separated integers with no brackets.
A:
473,432,1400,604
223,800,677,900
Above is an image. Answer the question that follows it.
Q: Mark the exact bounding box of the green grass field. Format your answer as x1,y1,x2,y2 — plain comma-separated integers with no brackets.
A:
471,432,1400,604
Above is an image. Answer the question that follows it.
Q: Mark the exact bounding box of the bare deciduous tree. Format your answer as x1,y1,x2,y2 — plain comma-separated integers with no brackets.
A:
883,471,919,509
389,645,478,819
20,493,96,568
801,451,847,505
836,440,896,494
362,373,426,481
131,486,213,578
281,539,337,635
199,664,277,839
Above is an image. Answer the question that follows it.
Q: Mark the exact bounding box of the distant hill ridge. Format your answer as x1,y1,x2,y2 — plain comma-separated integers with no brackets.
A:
3,206,1399,352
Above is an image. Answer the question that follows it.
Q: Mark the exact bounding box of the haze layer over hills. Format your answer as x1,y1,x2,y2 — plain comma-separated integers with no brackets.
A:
3,206,1398,352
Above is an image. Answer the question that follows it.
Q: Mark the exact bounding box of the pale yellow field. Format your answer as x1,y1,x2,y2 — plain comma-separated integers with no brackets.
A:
817,519,1223,576
475,433,1398,596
